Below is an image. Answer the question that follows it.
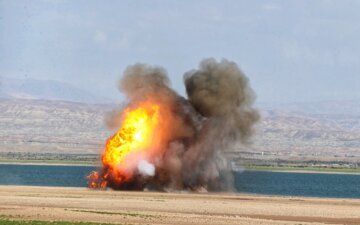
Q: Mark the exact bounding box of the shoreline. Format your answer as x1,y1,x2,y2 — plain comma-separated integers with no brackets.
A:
1,161,359,175
0,161,97,167
0,184,357,199
244,168,360,175
0,184,358,200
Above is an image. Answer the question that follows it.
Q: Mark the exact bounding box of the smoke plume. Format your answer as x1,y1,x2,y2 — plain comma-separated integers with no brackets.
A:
184,58,260,143
88,58,259,192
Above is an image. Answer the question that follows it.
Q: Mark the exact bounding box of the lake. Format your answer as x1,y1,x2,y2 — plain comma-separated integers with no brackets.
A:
0,164,359,198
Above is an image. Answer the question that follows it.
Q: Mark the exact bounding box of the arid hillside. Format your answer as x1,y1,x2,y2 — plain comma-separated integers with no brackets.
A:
1,98,359,165
0,99,111,154
244,109,360,165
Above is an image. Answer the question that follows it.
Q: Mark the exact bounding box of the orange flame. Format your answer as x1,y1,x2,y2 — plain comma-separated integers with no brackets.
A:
88,100,161,188
87,171,107,188
103,102,159,168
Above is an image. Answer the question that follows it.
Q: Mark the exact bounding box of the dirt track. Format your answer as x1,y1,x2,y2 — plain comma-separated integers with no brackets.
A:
0,186,359,225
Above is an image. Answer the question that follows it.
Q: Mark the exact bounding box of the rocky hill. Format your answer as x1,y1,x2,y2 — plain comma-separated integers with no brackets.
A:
0,98,359,164
0,99,111,154
246,110,360,164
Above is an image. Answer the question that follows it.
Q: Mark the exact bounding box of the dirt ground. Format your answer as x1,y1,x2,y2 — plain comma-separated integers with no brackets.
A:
0,186,359,225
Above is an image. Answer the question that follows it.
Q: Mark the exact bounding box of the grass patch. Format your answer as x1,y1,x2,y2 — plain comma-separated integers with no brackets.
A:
143,198,165,202
245,165,360,174
0,159,96,166
18,195,82,199
0,218,117,225
68,209,158,219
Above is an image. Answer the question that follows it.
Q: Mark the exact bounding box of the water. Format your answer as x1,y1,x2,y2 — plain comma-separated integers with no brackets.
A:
236,170,360,199
0,164,359,198
0,164,93,187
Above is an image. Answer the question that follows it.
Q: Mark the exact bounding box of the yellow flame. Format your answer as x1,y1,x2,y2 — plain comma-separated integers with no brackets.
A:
102,102,160,170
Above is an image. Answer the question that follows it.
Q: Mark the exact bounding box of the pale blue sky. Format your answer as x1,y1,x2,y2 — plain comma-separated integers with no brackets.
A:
1,0,360,103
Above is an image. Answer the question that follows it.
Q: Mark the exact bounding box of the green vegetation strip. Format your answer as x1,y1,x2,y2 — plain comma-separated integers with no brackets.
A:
68,209,158,219
245,165,360,174
0,159,96,166
0,218,116,225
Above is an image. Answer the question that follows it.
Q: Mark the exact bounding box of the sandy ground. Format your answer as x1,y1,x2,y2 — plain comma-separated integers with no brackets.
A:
0,186,359,225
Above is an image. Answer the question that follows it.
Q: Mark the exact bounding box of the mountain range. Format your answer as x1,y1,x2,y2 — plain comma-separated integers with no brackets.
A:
0,98,359,164
0,77,113,104
0,77,359,164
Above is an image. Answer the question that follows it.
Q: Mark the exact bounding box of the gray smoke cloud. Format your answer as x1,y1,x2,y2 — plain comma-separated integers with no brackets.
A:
184,58,259,142
89,58,259,192
120,63,177,104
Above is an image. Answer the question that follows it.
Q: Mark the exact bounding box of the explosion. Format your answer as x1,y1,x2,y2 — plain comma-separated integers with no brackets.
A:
102,102,160,171
89,101,160,188
88,58,259,191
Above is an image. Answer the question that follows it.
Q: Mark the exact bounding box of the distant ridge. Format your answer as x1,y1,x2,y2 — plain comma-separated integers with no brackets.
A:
0,98,359,164
260,100,360,116
0,77,113,104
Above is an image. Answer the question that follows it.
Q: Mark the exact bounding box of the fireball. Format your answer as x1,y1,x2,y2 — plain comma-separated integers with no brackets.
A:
88,100,161,188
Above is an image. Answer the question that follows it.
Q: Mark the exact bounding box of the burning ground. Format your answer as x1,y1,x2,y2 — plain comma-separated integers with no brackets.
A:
88,58,259,191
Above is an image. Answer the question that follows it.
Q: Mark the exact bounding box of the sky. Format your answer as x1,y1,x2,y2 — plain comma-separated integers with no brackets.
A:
1,0,360,104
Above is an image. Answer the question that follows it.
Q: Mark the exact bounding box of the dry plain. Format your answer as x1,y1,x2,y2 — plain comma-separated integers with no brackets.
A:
0,186,359,225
